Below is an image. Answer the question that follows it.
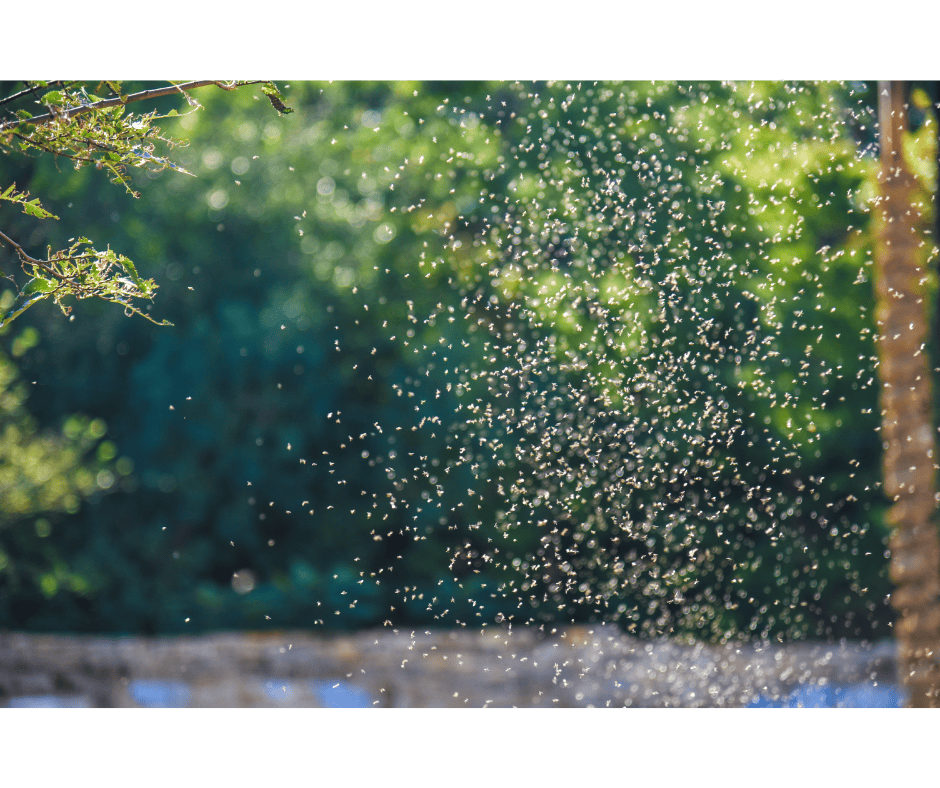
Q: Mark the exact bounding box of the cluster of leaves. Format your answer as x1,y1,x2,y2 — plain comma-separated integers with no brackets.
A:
0,80,291,327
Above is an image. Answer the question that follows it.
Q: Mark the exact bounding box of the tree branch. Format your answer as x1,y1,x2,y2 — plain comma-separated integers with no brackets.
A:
0,80,265,133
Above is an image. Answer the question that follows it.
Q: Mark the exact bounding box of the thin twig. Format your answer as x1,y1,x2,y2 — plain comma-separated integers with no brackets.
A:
0,227,43,263
0,80,266,133
0,80,69,109
0,228,71,278
10,131,101,165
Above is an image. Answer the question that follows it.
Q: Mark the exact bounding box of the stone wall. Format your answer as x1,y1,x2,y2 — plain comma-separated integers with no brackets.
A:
0,626,902,708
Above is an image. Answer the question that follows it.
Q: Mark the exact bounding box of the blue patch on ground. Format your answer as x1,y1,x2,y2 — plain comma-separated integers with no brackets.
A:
308,680,374,708
128,679,191,708
8,696,91,708
263,680,296,704
747,683,905,708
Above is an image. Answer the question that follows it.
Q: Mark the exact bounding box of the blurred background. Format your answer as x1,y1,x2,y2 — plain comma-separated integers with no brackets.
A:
1,80,938,646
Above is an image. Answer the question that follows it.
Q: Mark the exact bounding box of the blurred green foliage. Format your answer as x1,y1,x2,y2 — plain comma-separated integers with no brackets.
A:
0,328,117,611
0,81,291,328
0,81,934,641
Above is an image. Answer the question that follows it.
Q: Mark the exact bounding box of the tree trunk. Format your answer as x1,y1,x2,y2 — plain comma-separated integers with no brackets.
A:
875,80,940,707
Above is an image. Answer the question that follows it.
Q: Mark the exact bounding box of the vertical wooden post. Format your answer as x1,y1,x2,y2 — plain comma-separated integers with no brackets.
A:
875,80,940,707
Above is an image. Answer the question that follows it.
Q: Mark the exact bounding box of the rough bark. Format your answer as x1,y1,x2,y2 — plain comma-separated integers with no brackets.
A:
875,80,940,707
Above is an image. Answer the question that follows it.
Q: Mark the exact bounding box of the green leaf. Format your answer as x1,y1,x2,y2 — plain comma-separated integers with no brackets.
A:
261,83,293,115
0,293,42,330
121,256,144,286
43,90,66,105
23,277,57,295
22,199,56,220
0,185,58,219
